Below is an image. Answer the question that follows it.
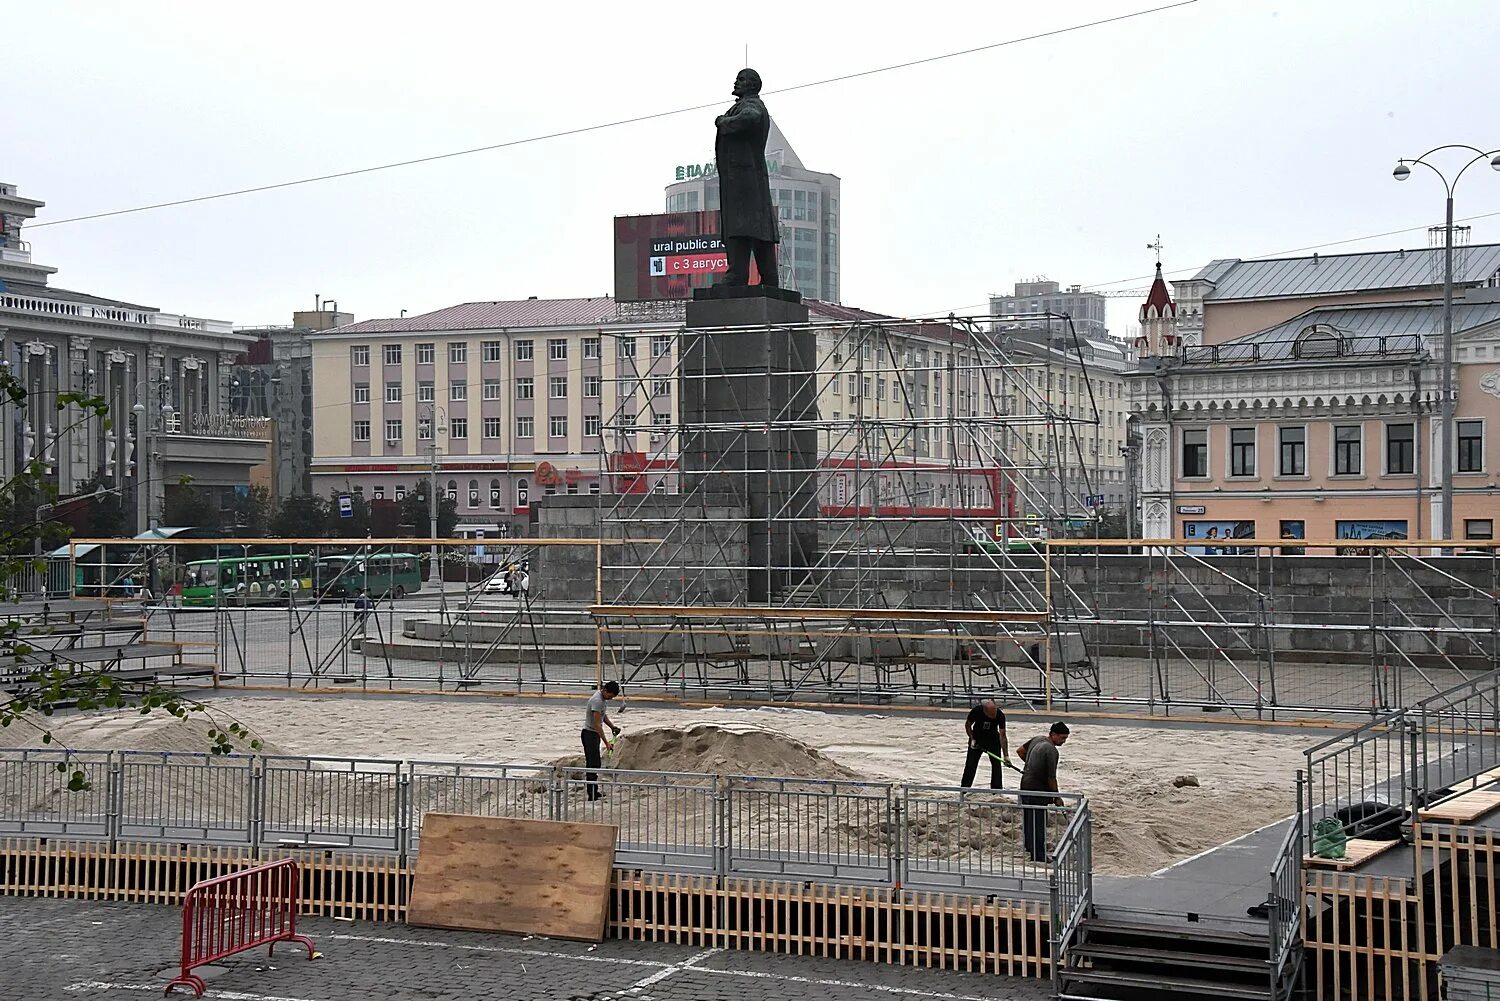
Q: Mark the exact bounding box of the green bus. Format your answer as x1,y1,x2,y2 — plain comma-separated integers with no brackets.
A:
314,553,423,599
181,555,315,607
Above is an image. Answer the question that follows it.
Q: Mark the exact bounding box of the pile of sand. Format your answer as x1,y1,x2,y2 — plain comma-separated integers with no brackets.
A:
6,707,280,756
557,722,861,781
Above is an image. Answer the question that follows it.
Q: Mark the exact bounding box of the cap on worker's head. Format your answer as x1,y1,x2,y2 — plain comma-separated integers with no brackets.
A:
1050,721,1070,736
603,680,621,695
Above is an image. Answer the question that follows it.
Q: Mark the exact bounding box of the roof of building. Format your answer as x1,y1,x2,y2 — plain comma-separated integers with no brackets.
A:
1183,296,1500,365
1184,244,1500,302
1139,263,1176,320
327,297,621,334
2,281,157,312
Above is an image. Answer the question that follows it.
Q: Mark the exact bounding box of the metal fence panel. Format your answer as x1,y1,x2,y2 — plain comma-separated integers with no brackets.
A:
406,760,554,849
259,755,402,851
725,776,894,883
557,766,718,873
115,750,255,844
901,785,1074,892
0,748,113,838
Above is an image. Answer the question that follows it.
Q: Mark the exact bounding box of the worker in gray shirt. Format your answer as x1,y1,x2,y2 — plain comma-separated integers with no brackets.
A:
581,681,622,801
1016,722,1071,862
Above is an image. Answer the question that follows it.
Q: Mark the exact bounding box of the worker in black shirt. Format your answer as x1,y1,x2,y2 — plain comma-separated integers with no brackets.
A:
960,699,1009,788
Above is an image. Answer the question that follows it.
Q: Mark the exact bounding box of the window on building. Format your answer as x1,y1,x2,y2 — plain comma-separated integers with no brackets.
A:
384,419,402,442
583,337,601,359
515,416,534,438
620,412,637,432
1465,518,1494,542
468,480,479,507
395,486,406,502
448,343,467,365
1230,427,1256,477
481,341,502,362
651,335,671,358
550,415,568,438
418,381,434,403
584,375,601,398
417,417,432,441
652,410,670,428
383,344,401,365
1279,426,1306,476
548,338,567,361
450,380,467,402
373,486,385,500
618,337,636,359
847,375,857,397
352,345,370,367
449,417,467,439
1458,419,1484,473
1386,422,1415,475
353,383,370,404
490,480,502,508
1334,424,1363,475
515,340,534,361
549,376,568,399
417,343,435,365
483,417,501,438
653,379,670,398
862,377,871,398
385,382,402,403
1181,428,1208,477
588,481,600,494
446,479,457,502
515,377,534,400
877,378,886,401
584,414,601,437
483,379,501,400
353,420,371,441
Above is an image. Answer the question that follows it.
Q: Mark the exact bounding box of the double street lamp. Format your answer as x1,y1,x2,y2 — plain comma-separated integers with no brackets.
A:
1392,145,1500,545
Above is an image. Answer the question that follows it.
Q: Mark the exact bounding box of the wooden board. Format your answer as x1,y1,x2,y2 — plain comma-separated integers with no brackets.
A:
406,813,617,942
1304,837,1399,871
1418,790,1500,824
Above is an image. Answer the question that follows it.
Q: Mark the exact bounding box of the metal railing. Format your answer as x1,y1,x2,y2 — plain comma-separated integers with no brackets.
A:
1049,798,1093,994
1302,706,1413,853
0,747,1087,898
1267,782,1304,1001
1412,668,1500,805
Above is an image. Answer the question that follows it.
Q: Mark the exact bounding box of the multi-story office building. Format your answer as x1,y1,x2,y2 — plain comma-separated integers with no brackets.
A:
1128,246,1500,545
232,306,353,498
664,121,841,303
0,181,266,532
990,280,1109,340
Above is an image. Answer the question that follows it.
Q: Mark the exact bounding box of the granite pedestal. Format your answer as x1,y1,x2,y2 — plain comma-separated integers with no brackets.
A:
680,286,818,602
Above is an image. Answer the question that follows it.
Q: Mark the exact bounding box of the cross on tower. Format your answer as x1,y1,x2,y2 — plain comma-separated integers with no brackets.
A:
1146,235,1164,265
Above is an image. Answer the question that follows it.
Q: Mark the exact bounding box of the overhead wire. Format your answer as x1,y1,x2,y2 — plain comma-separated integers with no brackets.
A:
29,1,1198,230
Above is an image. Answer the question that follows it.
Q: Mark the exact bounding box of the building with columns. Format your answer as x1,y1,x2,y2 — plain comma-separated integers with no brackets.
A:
0,181,267,533
1127,244,1500,546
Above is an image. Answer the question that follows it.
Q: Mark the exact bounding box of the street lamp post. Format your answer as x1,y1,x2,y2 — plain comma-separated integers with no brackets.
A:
1392,145,1500,546
420,405,447,592
131,397,175,533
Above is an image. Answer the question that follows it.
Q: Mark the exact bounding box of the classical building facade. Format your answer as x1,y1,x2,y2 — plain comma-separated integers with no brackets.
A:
0,182,266,532
1128,245,1500,546
310,298,1025,538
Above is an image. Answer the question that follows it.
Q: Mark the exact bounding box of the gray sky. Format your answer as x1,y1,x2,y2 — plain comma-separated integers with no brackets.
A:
9,0,1500,336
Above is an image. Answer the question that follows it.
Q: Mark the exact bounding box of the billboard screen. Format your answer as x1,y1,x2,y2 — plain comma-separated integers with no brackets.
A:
614,211,761,301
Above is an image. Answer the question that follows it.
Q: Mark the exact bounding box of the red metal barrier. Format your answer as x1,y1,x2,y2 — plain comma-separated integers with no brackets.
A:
164,858,318,996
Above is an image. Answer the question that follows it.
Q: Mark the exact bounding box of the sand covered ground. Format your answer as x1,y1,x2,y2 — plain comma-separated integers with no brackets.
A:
10,696,1308,876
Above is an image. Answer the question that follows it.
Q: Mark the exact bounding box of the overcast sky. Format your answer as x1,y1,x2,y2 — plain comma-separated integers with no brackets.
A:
9,0,1500,336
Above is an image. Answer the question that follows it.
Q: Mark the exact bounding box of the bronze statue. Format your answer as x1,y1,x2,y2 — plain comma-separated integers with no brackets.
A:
714,68,780,287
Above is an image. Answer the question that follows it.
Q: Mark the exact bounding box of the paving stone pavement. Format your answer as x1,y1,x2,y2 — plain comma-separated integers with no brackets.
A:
1,898,1052,1001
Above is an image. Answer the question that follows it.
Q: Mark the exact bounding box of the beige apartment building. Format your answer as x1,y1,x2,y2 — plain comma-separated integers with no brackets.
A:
312,297,1132,537
1128,245,1500,547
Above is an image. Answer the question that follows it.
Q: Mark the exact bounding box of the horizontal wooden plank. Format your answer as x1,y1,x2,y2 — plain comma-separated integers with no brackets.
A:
1305,837,1399,871
1419,790,1500,824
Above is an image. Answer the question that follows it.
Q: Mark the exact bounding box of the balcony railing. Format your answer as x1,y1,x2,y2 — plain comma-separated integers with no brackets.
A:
162,413,272,440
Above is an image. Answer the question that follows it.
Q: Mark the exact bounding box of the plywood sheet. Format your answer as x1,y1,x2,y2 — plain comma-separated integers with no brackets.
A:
1304,837,1399,871
406,813,617,941
1419,790,1500,824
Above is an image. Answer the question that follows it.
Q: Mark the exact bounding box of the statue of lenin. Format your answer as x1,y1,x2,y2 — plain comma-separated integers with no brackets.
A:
714,69,780,288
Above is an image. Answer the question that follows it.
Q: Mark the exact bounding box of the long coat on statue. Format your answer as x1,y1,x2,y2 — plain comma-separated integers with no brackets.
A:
714,95,780,244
